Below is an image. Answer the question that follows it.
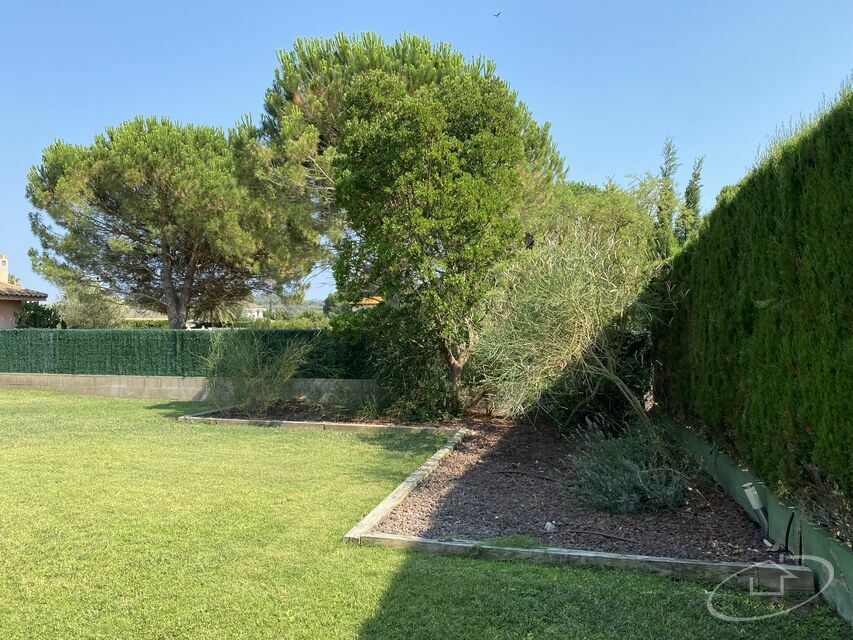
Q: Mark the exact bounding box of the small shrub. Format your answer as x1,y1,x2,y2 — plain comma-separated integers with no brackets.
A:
204,329,311,416
295,390,381,421
793,465,853,547
333,306,451,421
570,419,694,513
15,301,62,328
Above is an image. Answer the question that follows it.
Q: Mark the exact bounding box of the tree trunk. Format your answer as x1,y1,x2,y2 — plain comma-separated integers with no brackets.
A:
167,302,188,329
161,242,189,329
446,359,463,413
438,340,467,414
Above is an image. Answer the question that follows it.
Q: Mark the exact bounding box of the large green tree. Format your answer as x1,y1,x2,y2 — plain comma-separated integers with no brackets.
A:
246,32,564,237
333,70,525,411
28,117,322,328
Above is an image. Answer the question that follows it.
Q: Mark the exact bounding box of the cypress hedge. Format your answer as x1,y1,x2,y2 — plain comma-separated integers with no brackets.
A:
654,86,852,497
0,329,372,379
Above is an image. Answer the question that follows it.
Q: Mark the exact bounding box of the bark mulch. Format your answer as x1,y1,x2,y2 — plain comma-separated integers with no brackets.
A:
215,400,389,424
375,417,775,563
212,399,491,428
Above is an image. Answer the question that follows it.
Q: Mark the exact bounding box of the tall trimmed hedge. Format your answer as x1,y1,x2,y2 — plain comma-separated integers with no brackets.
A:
0,329,372,379
654,87,852,497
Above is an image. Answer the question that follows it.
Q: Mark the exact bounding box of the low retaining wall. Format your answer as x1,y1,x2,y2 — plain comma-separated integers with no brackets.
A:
0,372,377,404
667,419,853,626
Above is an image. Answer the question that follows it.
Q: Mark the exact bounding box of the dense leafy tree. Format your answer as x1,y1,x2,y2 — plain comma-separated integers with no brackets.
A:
27,117,322,328
54,283,124,328
248,32,564,236
333,70,525,411
322,292,350,319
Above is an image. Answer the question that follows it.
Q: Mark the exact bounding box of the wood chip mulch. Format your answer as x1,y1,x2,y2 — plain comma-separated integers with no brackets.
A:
213,399,483,427
375,417,775,563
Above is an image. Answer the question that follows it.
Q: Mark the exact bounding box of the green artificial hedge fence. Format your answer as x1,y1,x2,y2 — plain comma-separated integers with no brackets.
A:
654,86,852,497
0,329,372,379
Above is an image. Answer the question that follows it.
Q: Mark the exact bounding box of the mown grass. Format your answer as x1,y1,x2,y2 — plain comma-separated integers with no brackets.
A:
0,389,848,639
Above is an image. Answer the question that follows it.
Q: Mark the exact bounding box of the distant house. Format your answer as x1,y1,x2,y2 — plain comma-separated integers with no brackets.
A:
242,302,266,321
0,254,49,328
353,296,383,311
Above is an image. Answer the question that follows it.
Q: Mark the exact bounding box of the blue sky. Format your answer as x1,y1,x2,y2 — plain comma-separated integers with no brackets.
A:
2,1,851,301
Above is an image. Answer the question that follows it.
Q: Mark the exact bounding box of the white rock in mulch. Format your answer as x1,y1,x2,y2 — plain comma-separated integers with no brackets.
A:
544,521,557,533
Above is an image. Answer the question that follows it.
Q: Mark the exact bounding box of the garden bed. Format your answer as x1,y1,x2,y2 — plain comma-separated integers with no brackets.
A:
373,418,774,563
189,398,493,429
211,399,390,423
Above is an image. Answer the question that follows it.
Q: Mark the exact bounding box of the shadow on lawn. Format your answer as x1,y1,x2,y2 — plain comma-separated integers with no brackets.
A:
351,417,838,638
144,400,211,420
348,415,660,639
354,431,447,457
353,418,605,639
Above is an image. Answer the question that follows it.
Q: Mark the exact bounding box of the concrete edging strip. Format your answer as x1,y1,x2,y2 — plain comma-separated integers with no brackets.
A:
665,418,852,624
344,427,468,541
354,531,814,591
179,409,462,436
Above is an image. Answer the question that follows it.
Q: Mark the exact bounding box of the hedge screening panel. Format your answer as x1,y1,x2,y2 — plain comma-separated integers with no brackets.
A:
654,88,853,497
0,329,371,379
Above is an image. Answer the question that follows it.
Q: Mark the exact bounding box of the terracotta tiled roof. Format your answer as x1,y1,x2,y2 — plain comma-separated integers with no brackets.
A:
355,296,383,307
0,282,48,301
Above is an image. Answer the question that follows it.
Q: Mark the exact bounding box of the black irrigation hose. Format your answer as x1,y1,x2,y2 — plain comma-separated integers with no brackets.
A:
784,510,795,554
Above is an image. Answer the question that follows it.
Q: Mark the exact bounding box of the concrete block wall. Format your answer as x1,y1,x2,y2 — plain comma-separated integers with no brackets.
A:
0,373,377,404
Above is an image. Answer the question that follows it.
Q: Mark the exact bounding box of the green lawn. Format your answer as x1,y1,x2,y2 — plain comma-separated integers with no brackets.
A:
0,390,848,639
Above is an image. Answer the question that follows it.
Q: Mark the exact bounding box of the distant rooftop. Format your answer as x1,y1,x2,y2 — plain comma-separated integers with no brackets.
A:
0,253,48,301
0,282,49,301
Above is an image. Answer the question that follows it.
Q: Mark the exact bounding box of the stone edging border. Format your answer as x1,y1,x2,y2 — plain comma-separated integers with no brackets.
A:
344,428,469,540
342,428,815,593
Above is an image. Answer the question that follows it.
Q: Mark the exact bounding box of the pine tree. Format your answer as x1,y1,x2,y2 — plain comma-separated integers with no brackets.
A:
28,117,322,328
249,33,565,234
